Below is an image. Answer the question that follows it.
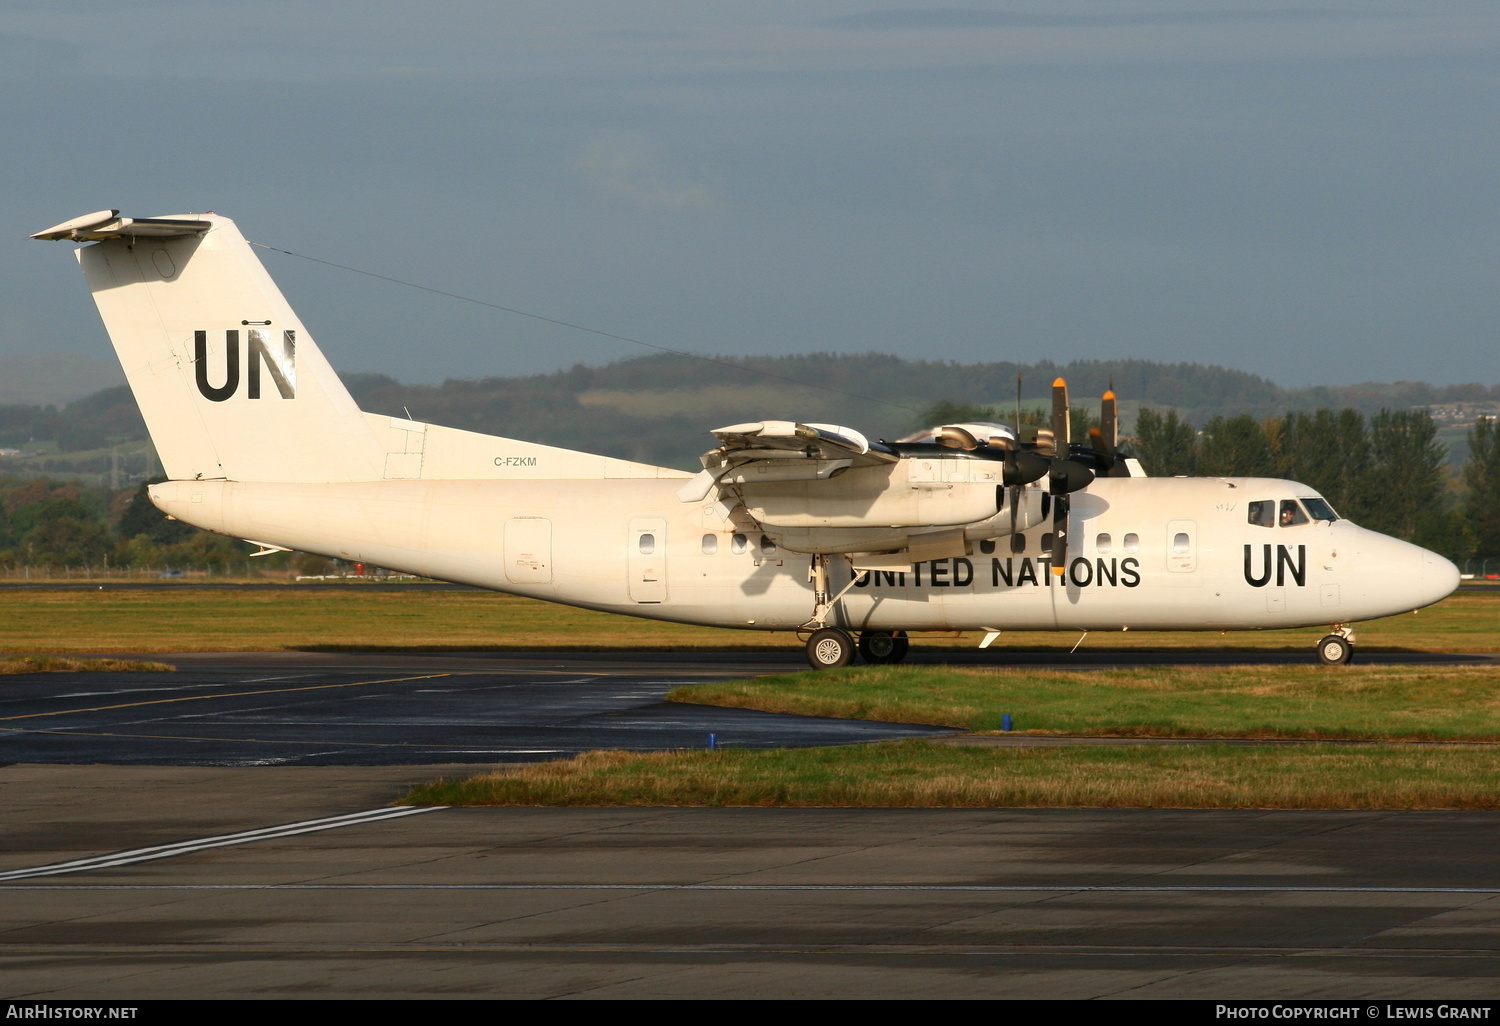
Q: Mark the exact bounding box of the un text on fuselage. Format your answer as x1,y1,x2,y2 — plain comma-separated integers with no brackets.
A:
1243,543,1306,588
193,328,296,401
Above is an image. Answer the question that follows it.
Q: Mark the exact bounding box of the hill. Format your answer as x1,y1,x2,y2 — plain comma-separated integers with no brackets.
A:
3,352,1497,480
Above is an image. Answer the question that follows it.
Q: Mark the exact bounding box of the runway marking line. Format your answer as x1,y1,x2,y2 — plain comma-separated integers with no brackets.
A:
2,883,1498,894
0,673,455,722
0,807,446,881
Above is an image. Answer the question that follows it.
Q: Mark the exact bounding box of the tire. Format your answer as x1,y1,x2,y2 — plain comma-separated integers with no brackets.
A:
1317,634,1353,665
806,628,854,669
858,630,910,665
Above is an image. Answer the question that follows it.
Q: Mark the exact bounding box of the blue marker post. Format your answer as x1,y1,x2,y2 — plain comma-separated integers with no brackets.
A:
707,733,717,750
1001,714,1012,732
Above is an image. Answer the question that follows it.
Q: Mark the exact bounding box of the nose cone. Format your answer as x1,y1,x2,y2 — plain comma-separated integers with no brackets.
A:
1416,548,1461,609
1338,526,1460,620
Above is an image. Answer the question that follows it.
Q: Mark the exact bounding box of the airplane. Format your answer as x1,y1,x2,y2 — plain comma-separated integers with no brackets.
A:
32,209,1460,669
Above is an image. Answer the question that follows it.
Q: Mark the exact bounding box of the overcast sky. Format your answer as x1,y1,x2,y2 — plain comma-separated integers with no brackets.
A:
3,1,1496,390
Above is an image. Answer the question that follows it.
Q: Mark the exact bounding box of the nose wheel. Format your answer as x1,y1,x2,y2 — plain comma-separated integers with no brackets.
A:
1316,632,1354,665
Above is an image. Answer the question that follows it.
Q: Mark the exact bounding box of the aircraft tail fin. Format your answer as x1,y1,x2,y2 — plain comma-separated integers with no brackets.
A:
35,211,386,483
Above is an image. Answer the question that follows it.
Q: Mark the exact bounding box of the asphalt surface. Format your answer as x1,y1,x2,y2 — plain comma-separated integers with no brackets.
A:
2,773,1499,999
0,650,959,766
2,648,1499,998
2,648,1494,767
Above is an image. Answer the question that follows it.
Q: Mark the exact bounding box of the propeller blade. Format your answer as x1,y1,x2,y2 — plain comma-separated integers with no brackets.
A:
1050,492,1070,576
1101,382,1117,452
1087,426,1116,472
1051,377,1070,450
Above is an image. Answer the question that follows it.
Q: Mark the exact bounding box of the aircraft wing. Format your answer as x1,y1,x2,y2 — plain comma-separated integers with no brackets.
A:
679,420,898,502
705,421,898,467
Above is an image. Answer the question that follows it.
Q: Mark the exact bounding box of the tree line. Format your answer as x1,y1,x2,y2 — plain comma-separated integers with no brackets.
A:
916,400,1499,562
1131,408,1496,559
0,477,326,575
5,403,1499,571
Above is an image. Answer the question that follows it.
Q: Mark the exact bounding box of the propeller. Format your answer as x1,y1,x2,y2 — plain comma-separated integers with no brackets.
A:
1086,382,1118,473
1047,376,1093,575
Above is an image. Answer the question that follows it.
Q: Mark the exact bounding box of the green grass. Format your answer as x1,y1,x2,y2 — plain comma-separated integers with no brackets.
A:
668,664,1500,741
402,741,1500,810
0,588,1495,654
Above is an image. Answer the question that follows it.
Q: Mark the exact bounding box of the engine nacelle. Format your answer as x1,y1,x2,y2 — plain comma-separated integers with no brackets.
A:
747,481,1049,556
728,457,1003,530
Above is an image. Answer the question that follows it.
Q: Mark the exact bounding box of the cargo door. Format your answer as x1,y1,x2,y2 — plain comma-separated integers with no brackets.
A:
504,518,552,584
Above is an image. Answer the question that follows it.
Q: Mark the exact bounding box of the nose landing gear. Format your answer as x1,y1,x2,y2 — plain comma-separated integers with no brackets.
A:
1316,625,1355,665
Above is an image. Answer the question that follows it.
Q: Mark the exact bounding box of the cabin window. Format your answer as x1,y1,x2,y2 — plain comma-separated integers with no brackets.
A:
1123,532,1140,553
1279,499,1309,527
1010,533,1026,554
1040,532,1054,555
701,534,718,555
1302,497,1339,522
1248,500,1274,528
760,535,778,555
638,533,655,555
1096,533,1111,554
731,533,748,554
1172,532,1190,554
979,539,996,554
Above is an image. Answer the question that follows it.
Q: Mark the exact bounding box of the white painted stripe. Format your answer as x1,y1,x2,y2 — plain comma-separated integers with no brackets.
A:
0,806,444,881
1,883,1496,894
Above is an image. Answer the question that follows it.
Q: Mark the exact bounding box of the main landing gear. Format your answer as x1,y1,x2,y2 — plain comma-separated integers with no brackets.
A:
806,627,855,669
1316,625,1356,665
802,628,911,669
799,554,912,670
858,630,910,665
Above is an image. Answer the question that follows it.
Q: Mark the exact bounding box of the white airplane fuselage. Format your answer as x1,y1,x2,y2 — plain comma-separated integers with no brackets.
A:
149,473,1456,635
33,208,1459,651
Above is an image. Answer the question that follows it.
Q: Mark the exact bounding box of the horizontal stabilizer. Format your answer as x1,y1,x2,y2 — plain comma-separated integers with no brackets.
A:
33,211,213,242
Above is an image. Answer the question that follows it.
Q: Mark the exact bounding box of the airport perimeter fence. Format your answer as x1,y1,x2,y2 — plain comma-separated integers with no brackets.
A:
1459,558,1500,581
0,565,417,583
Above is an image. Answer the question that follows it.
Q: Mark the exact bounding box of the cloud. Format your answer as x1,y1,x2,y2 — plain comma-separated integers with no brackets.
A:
577,131,719,213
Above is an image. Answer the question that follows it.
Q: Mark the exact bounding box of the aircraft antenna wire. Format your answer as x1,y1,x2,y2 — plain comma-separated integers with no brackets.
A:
250,242,925,416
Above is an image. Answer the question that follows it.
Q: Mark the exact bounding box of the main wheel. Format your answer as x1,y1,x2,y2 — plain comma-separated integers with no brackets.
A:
806,628,854,669
858,630,910,665
1316,634,1353,665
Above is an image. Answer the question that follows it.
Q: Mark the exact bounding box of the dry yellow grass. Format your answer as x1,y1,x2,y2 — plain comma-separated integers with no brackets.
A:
0,656,174,674
0,587,1493,654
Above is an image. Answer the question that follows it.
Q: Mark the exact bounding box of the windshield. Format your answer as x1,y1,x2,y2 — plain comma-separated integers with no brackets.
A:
1301,497,1339,522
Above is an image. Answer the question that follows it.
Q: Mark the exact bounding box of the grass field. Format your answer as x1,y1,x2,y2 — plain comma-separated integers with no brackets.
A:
0,586,1494,654
667,664,1500,740
7,583,1499,811
403,742,1500,810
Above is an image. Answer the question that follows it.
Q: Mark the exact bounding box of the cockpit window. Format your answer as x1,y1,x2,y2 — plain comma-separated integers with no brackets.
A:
1278,499,1310,527
1247,500,1274,528
1301,497,1339,522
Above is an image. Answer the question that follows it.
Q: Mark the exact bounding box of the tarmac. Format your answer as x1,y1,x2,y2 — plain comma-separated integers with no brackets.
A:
2,649,1498,999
